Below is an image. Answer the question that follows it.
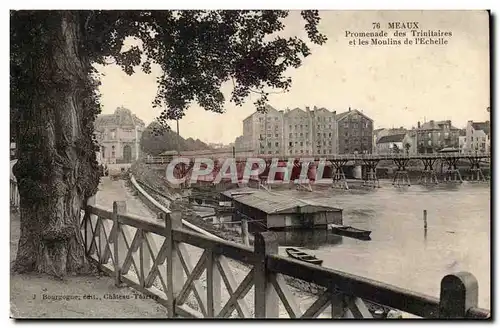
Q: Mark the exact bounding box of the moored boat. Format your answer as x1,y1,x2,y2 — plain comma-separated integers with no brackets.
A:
285,248,323,265
329,224,372,239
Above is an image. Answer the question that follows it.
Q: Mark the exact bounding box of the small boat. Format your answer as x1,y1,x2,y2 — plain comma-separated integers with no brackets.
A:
329,224,371,239
285,248,323,265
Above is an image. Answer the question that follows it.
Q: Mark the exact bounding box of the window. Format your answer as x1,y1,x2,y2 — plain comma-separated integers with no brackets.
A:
344,122,349,128
428,140,432,146
317,133,321,137
323,150,327,154
329,141,332,145
317,125,320,129
323,133,326,138
267,142,271,147
329,125,332,129
259,117,264,122
295,125,298,129
289,133,292,138
300,133,303,137
306,150,309,154
268,151,272,154
275,142,279,147
329,150,332,154
275,117,278,121
306,133,309,138
289,125,292,130
300,142,303,146
300,150,304,154
276,150,280,154
275,134,278,138
300,125,303,129
289,142,293,147
295,133,298,137
329,133,332,137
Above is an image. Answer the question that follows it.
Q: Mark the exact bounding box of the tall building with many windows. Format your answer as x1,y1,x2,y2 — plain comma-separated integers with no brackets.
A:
336,108,374,154
242,105,285,155
415,120,460,153
465,120,490,153
242,105,337,156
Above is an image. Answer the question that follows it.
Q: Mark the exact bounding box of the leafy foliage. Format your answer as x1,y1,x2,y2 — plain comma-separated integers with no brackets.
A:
140,121,211,156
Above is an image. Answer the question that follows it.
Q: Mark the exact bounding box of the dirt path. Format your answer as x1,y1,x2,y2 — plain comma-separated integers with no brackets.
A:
10,177,169,318
95,177,158,222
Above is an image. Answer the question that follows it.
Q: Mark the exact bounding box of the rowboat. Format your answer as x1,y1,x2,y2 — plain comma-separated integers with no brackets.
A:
285,248,323,265
329,224,371,239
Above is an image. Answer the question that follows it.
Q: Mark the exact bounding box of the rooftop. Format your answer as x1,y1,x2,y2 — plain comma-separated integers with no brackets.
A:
95,107,145,129
471,121,490,135
336,108,373,122
377,133,407,144
221,188,342,215
419,120,459,130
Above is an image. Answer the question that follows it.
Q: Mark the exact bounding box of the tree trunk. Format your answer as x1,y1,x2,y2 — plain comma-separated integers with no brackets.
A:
13,11,98,277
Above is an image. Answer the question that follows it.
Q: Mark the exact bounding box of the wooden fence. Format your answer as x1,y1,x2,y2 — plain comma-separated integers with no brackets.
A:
79,198,490,319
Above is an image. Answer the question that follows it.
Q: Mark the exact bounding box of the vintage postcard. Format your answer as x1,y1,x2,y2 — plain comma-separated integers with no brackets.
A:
10,10,491,319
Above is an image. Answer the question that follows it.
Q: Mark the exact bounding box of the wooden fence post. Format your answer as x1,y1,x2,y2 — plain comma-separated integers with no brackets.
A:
166,211,184,318
112,201,127,287
85,196,96,255
439,272,478,318
254,231,279,318
241,218,249,246
206,249,221,317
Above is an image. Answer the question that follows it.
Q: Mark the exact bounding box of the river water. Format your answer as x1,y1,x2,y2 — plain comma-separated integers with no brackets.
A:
272,181,491,310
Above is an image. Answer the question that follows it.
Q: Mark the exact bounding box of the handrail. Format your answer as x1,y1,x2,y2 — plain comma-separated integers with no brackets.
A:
81,202,491,319
145,152,491,164
130,174,223,241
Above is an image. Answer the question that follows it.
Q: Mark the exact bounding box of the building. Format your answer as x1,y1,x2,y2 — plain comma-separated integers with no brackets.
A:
309,106,338,155
94,106,145,164
375,133,406,154
373,127,408,153
242,105,338,156
220,188,343,232
415,120,460,154
402,130,418,155
465,120,490,154
336,108,374,154
242,105,285,155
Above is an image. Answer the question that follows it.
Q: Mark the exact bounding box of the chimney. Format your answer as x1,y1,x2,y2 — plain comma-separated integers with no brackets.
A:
417,121,421,128
348,107,351,112
286,107,290,113
313,106,317,111
305,106,310,112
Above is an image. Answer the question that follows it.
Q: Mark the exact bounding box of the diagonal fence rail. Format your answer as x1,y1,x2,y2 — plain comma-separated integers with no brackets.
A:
79,198,490,319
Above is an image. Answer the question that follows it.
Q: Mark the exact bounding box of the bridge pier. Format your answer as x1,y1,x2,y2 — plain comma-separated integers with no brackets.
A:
293,161,313,192
418,158,439,185
467,157,486,182
330,160,349,190
362,159,380,188
442,157,463,183
392,158,411,187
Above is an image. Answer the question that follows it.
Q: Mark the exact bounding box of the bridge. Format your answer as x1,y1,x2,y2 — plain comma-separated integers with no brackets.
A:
145,151,490,190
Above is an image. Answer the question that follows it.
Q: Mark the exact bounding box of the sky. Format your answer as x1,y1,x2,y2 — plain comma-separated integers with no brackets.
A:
96,10,490,144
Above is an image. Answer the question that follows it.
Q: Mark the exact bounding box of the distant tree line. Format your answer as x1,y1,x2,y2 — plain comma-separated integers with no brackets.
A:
140,121,211,156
